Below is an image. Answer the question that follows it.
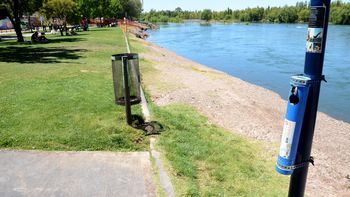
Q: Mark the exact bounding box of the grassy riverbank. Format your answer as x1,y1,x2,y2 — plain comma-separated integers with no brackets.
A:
0,28,148,151
129,36,289,196
153,104,288,196
130,22,350,195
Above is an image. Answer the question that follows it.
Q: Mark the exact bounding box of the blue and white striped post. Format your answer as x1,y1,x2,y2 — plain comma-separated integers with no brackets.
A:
288,0,332,196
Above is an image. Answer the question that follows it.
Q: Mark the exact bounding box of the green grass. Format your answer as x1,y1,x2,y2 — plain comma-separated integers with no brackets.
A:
0,28,148,151
151,104,288,196
126,34,290,196
1,28,289,195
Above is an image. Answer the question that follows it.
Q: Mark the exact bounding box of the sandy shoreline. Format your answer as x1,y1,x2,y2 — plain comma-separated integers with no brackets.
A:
134,37,350,196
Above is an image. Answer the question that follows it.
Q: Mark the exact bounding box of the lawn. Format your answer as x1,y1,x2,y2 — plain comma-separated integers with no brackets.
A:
0,28,289,196
0,28,148,151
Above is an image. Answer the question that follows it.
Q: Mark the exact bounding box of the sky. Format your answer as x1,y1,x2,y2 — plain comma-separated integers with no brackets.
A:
143,0,350,11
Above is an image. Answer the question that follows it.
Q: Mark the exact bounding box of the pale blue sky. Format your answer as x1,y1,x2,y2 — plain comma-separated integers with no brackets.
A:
143,0,350,11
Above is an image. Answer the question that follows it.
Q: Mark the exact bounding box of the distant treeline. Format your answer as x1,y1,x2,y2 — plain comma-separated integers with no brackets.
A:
142,1,350,25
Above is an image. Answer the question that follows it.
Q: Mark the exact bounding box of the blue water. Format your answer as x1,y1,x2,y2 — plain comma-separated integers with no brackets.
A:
147,22,350,123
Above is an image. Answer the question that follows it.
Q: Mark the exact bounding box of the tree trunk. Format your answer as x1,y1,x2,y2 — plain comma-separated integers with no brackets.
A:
59,26,64,36
14,20,24,42
9,17,24,42
11,0,24,42
64,23,68,36
29,16,32,33
64,16,68,36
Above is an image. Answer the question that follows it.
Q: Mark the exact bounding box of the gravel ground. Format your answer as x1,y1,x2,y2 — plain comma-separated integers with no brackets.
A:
136,38,350,197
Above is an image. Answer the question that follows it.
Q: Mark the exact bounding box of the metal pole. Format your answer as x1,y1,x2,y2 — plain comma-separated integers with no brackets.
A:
122,56,132,125
288,0,331,196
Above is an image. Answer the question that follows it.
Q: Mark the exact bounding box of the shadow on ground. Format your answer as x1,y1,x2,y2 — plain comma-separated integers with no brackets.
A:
48,37,86,44
0,46,87,64
88,28,115,32
0,37,86,46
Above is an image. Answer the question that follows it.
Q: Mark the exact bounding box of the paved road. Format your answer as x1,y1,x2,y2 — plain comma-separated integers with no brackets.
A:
0,150,155,197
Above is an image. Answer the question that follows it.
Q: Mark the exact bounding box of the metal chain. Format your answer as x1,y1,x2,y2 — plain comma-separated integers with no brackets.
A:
278,157,315,171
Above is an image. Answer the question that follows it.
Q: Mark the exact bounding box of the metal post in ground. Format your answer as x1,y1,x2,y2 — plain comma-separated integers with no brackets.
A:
288,0,331,196
122,56,132,125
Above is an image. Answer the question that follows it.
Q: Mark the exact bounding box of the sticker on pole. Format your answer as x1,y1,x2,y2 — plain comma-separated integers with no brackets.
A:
306,6,326,54
306,28,323,53
279,119,296,159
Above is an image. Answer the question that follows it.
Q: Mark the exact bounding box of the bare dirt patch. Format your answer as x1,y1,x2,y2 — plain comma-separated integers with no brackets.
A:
136,38,350,197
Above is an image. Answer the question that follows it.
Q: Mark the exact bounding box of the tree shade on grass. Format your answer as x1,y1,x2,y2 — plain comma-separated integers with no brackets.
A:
0,28,148,151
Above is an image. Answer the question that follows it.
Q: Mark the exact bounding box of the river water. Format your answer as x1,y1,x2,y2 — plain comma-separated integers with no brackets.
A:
147,22,350,123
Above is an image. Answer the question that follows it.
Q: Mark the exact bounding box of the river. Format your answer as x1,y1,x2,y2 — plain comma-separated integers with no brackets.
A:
147,22,350,123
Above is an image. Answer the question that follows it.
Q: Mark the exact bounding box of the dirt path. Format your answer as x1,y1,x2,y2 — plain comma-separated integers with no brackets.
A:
136,38,350,196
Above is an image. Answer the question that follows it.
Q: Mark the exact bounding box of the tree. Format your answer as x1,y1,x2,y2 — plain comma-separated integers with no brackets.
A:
249,7,264,22
298,9,309,22
121,0,142,19
92,0,111,19
175,7,182,13
109,0,123,18
201,9,212,22
75,0,98,19
26,0,44,32
0,8,7,20
79,0,142,20
1,0,43,42
267,8,279,22
224,7,233,16
279,6,298,23
41,0,76,36
142,2,350,25
296,1,308,9
330,1,350,25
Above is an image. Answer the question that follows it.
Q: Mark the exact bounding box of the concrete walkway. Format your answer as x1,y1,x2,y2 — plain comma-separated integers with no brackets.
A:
0,150,156,197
